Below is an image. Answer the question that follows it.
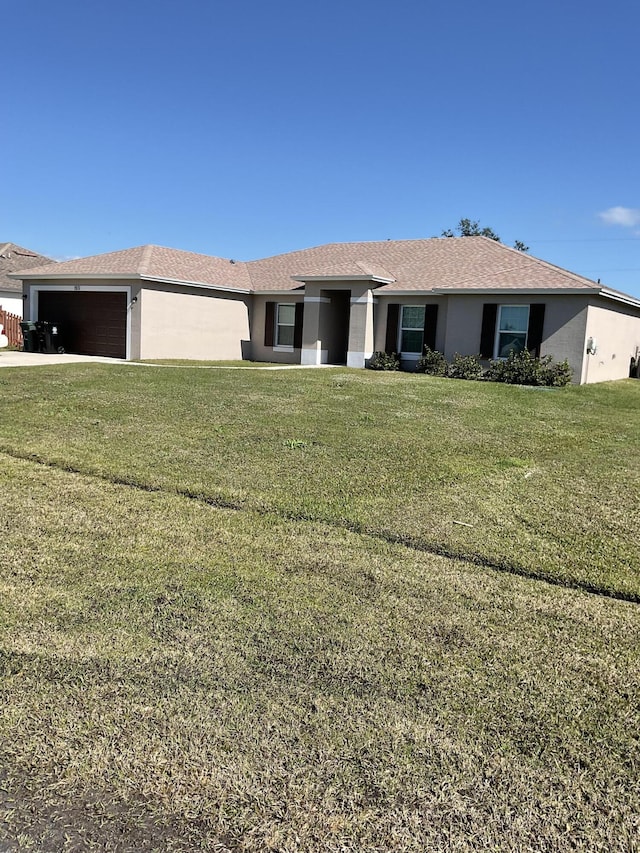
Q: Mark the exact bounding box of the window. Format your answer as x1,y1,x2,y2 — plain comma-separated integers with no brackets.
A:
400,306,426,354
276,303,295,347
495,305,529,358
265,301,303,350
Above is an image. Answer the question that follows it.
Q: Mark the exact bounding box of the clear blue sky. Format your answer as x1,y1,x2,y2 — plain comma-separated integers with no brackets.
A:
4,0,640,296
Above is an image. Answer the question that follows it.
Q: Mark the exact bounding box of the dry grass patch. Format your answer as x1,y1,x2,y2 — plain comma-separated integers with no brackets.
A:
0,456,638,851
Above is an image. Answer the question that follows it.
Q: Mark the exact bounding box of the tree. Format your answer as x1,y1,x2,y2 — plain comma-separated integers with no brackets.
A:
441,218,528,252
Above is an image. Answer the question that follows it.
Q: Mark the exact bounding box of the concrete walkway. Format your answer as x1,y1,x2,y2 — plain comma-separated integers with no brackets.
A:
0,352,129,367
0,351,338,370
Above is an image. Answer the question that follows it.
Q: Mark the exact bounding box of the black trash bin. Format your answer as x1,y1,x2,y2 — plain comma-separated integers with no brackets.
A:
36,321,65,354
20,321,39,352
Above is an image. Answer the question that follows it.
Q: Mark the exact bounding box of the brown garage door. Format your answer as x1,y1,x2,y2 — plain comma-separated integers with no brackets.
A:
38,291,127,358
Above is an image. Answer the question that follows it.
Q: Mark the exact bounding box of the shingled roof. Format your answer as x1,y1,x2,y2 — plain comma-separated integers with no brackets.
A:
11,237,609,296
13,244,252,292
246,237,601,293
0,243,54,294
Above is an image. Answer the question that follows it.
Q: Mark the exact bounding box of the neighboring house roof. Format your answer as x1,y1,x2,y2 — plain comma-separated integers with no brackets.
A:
11,237,638,305
0,242,54,294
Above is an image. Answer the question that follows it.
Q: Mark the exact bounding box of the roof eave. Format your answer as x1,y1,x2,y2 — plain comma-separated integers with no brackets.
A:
372,286,604,296
598,287,640,309
290,274,395,284
430,287,602,296
11,271,251,295
9,271,136,280
254,288,306,296
141,275,252,295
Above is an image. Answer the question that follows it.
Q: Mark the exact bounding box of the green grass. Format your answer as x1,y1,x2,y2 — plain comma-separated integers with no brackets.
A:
1,366,639,599
137,359,288,367
0,366,639,850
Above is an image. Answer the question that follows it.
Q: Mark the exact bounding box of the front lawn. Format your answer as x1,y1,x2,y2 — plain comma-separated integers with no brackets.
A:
0,366,638,851
2,365,639,599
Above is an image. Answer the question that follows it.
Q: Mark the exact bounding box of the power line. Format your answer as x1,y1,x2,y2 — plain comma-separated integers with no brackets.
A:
529,238,640,243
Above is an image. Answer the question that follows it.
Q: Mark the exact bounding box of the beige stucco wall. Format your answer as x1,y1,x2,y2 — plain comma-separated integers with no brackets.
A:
537,296,589,382
22,278,250,362
443,294,589,382
582,298,640,383
300,294,322,359
374,294,592,382
139,285,251,361
251,294,304,363
346,286,374,367
22,277,640,381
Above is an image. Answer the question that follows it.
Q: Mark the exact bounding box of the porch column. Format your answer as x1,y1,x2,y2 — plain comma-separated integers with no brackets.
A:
346,289,375,368
300,294,329,365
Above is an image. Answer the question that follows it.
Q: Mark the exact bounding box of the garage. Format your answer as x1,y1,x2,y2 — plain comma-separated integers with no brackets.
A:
37,291,127,358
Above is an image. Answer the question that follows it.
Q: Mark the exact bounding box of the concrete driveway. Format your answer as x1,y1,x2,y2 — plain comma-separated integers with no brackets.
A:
0,351,127,367
0,352,336,369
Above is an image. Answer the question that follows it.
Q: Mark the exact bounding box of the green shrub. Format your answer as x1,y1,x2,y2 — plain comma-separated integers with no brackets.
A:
416,346,448,376
543,358,573,387
448,353,483,380
367,351,400,371
486,350,573,387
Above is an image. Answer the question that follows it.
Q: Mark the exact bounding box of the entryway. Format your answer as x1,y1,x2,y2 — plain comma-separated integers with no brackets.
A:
322,290,351,364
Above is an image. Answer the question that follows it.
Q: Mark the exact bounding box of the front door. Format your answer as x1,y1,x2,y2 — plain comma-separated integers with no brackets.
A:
325,290,351,364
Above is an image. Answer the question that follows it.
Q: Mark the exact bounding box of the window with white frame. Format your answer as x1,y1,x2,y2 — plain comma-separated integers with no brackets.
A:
400,305,425,354
495,305,529,358
275,303,295,347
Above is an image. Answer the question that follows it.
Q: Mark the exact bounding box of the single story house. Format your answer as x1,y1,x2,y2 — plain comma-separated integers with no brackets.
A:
1,243,54,317
11,236,640,383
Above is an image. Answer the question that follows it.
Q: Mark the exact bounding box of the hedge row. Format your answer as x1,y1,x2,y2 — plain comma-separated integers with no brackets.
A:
367,348,573,387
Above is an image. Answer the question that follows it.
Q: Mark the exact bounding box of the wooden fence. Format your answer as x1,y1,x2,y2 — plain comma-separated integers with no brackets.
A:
0,308,23,348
